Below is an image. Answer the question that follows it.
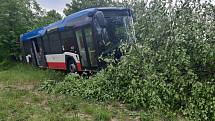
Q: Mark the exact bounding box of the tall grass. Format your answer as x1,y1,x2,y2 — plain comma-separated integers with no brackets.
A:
0,62,64,83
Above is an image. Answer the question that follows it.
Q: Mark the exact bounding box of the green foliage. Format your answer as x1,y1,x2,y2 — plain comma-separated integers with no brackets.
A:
63,0,116,15
34,10,62,29
0,0,62,66
41,0,215,120
63,0,137,16
0,0,35,63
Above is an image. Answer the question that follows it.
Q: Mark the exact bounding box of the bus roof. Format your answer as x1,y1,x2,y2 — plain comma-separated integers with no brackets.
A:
20,7,130,42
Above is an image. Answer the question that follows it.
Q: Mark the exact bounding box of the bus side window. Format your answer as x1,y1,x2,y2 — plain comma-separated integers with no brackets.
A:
42,35,50,54
61,30,77,52
48,31,62,54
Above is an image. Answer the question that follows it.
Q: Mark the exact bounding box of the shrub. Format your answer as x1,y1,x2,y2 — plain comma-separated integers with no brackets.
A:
41,0,215,120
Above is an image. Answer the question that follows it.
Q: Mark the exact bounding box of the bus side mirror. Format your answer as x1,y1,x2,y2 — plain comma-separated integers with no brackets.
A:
95,11,106,28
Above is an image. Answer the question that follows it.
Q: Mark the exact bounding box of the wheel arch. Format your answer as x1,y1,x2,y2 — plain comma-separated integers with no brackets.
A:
64,52,82,72
65,55,76,65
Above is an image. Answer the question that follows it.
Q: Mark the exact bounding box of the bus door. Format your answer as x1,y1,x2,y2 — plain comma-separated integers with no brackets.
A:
75,26,97,69
31,38,46,67
76,29,88,68
84,27,98,67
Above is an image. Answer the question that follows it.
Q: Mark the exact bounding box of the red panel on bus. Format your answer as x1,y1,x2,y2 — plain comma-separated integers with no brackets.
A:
47,62,67,70
76,62,82,71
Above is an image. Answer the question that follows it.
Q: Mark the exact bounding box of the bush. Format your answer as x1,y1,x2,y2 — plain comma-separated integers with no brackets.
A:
41,0,215,120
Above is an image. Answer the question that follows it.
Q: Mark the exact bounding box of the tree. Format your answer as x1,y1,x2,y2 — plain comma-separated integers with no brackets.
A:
43,0,215,120
0,0,38,64
0,0,61,67
46,10,62,22
35,10,62,29
63,0,121,16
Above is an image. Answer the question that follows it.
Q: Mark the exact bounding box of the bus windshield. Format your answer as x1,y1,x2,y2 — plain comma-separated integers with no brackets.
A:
107,16,133,42
99,12,135,54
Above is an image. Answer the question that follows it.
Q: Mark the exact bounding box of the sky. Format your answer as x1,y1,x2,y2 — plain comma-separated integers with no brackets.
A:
36,0,70,15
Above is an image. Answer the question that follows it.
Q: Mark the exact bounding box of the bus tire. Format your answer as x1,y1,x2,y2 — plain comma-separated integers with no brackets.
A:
67,59,77,73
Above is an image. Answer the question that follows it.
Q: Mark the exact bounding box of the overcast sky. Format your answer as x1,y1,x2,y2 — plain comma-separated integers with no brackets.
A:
36,0,70,15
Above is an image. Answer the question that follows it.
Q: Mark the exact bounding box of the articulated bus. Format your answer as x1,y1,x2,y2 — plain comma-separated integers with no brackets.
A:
20,7,135,73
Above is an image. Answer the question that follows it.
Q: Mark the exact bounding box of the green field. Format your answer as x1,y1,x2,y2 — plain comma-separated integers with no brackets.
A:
0,63,186,121
0,63,156,121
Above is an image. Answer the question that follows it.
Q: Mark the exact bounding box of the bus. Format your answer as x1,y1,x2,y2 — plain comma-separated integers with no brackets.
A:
20,7,135,73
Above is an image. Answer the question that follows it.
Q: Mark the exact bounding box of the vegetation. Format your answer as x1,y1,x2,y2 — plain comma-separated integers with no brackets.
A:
41,0,215,120
0,0,62,66
0,0,215,120
0,63,63,84
64,0,114,15
63,0,139,16
0,63,166,121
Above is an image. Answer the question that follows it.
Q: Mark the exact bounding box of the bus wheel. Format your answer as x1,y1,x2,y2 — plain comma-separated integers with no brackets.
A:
67,60,77,73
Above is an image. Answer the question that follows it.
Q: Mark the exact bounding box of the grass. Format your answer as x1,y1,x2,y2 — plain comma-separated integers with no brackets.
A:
0,63,187,121
0,63,63,84
81,104,112,121
0,88,82,121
